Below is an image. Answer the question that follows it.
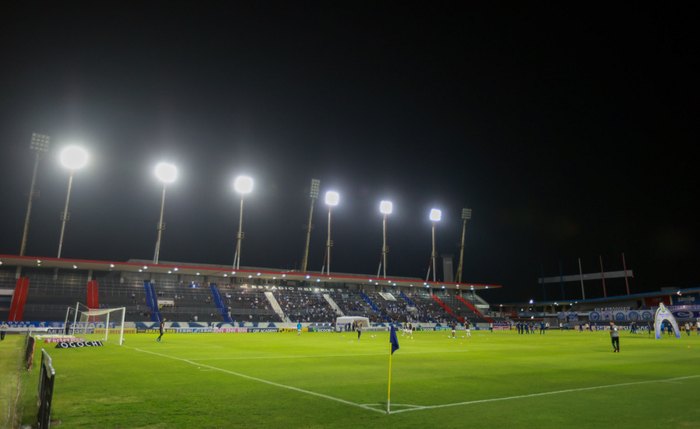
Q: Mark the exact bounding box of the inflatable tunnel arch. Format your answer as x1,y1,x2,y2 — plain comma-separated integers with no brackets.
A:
654,303,681,339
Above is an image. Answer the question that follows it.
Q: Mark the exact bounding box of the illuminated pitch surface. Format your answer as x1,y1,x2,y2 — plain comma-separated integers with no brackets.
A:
19,330,700,428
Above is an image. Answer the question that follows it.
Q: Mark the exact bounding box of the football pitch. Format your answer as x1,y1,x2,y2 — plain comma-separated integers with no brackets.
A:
16,329,700,428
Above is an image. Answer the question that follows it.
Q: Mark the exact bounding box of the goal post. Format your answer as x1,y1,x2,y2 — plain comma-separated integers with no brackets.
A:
65,303,126,345
335,316,370,332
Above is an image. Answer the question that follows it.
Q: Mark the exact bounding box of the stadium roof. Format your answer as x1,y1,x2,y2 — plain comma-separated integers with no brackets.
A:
498,286,700,308
0,254,501,291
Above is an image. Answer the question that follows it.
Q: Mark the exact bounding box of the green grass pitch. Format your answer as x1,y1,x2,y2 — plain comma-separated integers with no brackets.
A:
16,329,700,428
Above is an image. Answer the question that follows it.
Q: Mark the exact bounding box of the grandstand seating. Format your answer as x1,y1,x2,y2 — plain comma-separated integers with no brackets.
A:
0,266,492,325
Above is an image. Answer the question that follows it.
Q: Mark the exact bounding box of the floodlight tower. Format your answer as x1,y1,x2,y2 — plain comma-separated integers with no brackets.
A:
153,162,178,264
19,133,51,257
57,145,89,258
379,200,393,279
428,208,442,282
455,208,472,283
232,175,253,270
324,191,339,275
301,179,320,273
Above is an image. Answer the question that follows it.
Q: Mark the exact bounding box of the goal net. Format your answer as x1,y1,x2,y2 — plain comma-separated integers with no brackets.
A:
335,316,371,332
64,302,126,345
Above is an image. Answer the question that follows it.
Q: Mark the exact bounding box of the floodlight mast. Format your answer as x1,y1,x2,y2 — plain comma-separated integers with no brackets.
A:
324,191,339,275
57,145,88,258
455,208,472,283
429,208,442,282
17,133,50,278
232,175,253,270
19,133,50,258
301,179,320,273
379,200,393,278
153,162,178,264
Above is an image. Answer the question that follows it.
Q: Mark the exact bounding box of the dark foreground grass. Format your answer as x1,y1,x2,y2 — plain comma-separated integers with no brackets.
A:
17,329,700,428
1,335,24,429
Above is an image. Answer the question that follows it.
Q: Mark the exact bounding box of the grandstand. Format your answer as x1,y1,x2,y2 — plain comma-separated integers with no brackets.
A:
0,254,499,327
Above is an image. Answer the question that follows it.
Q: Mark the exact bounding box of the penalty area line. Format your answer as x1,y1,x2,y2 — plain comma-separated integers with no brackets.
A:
129,347,385,415
389,374,700,415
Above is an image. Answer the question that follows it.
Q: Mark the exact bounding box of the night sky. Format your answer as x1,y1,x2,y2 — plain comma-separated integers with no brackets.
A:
1,3,697,303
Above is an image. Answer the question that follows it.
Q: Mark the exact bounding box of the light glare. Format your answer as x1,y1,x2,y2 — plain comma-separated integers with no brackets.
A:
325,191,339,206
429,208,442,222
155,162,178,183
234,175,254,194
379,200,393,215
60,145,89,170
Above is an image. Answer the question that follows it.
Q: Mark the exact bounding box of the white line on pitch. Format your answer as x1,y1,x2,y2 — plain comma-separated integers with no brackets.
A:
388,375,700,415
130,347,385,415
191,349,471,361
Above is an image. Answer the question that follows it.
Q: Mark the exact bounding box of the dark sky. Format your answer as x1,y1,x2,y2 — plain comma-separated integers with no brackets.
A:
1,2,697,303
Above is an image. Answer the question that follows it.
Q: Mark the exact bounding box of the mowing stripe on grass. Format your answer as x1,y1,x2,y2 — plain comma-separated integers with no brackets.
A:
130,347,386,415
192,349,471,361
388,374,700,415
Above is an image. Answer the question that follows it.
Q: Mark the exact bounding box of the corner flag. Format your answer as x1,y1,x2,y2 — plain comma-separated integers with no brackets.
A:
390,325,400,354
387,324,400,414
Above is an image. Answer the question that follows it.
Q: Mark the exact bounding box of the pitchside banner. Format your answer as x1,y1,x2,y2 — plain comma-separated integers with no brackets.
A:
55,341,104,348
588,310,655,323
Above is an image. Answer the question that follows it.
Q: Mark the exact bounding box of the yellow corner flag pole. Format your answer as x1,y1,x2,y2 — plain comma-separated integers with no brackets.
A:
387,324,399,414
387,346,393,414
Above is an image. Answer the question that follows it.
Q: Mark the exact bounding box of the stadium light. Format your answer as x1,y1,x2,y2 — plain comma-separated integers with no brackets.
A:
325,191,339,206
60,145,89,170
19,133,51,259
234,175,254,194
57,145,89,258
429,208,442,282
379,200,393,215
233,175,254,269
455,207,473,283
324,191,339,275
153,162,178,264
154,162,178,184
379,200,393,278
301,178,321,273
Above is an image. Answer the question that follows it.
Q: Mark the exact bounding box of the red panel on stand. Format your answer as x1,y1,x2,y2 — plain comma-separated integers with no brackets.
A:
8,277,30,321
86,280,99,309
456,295,494,323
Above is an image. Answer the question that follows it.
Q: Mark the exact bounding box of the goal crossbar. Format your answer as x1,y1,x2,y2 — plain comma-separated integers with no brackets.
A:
65,302,126,345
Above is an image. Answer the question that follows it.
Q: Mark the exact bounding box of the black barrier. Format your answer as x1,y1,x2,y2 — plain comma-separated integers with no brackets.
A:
24,334,36,370
37,349,56,429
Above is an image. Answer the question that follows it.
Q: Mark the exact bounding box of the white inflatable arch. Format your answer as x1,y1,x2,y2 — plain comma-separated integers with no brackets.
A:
654,303,681,339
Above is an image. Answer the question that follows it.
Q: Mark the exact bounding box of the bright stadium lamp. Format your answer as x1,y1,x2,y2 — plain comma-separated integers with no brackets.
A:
379,200,393,278
379,200,393,215
154,162,178,184
233,175,254,269
153,162,178,264
325,190,339,206
234,175,254,194
323,191,340,275
428,208,442,282
57,145,89,258
59,145,89,170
